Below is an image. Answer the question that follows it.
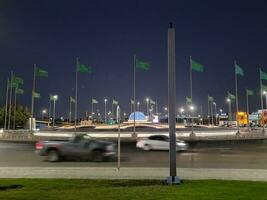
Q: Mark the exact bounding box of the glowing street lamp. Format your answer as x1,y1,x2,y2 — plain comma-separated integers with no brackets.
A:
226,98,232,121
104,98,108,124
42,109,47,120
137,101,140,111
213,102,217,125
51,95,58,127
146,98,149,115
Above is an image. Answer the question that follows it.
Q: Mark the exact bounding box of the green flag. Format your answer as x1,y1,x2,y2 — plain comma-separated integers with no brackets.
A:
77,63,92,73
70,96,76,103
112,99,118,105
36,67,48,77
150,99,156,105
186,97,192,104
33,91,40,98
208,95,214,101
92,98,98,104
260,69,267,80
136,59,150,71
13,76,24,85
235,64,244,76
11,82,19,88
246,89,254,96
228,92,236,100
16,88,24,95
191,58,204,72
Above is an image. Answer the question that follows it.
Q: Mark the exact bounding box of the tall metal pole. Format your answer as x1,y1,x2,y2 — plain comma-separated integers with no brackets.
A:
104,99,107,124
13,87,17,129
207,97,210,126
74,57,79,134
214,102,217,125
189,56,193,101
8,71,13,131
91,99,94,120
210,101,213,126
117,105,121,170
133,54,136,138
53,99,56,127
4,78,9,130
228,100,232,121
246,89,249,116
69,97,72,124
167,23,179,184
156,100,158,115
31,65,36,131
234,61,240,134
48,98,51,127
260,68,265,133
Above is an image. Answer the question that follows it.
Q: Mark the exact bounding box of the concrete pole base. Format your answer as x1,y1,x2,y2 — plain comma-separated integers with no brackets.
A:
165,176,181,185
189,132,196,138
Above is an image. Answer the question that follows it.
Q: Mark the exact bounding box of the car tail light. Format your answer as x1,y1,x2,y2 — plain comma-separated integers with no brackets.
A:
35,142,44,150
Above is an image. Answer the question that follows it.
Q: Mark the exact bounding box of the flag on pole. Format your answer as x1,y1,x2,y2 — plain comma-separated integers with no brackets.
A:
131,100,135,105
92,98,98,104
36,68,48,77
227,92,236,100
13,76,24,85
235,64,244,76
208,95,214,101
112,99,118,105
33,91,40,98
246,89,254,96
16,88,24,95
186,97,192,104
260,69,267,80
70,96,76,103
191,58,204,72
77,63,93,73
136,59,150,71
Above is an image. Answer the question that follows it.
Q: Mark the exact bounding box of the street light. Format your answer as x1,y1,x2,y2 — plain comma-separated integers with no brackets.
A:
51,95,58,127
180,107,184,114
104,98,108,124
146,98,149,115
42,109,47,120
226,98,232,121
137,101,140,111
189,105,195,135
213,102,217,125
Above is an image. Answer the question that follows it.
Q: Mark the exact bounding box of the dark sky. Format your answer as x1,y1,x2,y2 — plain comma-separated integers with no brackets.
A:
0,0,267,118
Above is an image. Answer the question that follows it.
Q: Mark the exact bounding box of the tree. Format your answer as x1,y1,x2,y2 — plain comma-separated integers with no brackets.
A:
0,105,30,128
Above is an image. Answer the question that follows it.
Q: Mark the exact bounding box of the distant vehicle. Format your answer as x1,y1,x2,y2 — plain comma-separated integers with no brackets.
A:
136,135,188,151
35,134,116,162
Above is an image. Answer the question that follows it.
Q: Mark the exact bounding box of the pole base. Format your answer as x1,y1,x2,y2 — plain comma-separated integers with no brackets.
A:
131,132,138,139
165,176,181,185
235,131,241,136
189,132,196,138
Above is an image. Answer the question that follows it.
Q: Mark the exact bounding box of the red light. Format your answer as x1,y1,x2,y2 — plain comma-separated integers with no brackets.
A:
35,142,44,150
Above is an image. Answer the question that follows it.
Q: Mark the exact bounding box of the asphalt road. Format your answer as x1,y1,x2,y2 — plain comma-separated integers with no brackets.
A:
0,140,267,169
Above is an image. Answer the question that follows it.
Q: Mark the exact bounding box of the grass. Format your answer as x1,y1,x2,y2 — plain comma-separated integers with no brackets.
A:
0,179,266,200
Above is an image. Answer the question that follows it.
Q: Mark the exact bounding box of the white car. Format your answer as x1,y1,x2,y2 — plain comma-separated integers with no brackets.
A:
136,135,188,151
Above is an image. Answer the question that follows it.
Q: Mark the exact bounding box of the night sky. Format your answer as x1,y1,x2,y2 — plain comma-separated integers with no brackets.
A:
0,0,267,118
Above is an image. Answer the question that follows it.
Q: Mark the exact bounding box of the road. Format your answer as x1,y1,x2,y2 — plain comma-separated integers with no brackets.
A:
0,140,267,169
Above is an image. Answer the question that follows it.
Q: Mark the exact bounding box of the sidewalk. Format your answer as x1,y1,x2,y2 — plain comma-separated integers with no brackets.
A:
0,167,266,181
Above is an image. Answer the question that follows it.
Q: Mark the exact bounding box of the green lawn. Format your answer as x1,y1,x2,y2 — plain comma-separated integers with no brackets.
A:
0,179,266,200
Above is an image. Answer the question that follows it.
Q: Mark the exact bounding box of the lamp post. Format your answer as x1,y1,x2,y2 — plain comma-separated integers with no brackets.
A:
137,101,140,111
104,98,107,124
146,98,149,115
227,98,232,121
51,95,58,127
213,102,217,125
180,107,184,116
42,109,47,120
189,105,194,134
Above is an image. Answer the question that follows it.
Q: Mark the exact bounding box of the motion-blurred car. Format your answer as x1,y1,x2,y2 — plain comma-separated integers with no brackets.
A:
136,135,188,151
35,134,116,162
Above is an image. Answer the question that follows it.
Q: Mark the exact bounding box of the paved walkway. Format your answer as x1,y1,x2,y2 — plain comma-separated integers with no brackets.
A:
0,167,266,181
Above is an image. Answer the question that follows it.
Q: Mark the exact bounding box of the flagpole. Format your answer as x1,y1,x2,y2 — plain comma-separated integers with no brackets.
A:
133,54,136,138
259,68,265,133
234,61,240,134
210,100,213,126
189,56,193,101
13,87,17,129
48,97,51,127
69,97,72,124
31,65,36,132
8,71,13,131
74,57,79,134
4,78,9,130
207,96,210,126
